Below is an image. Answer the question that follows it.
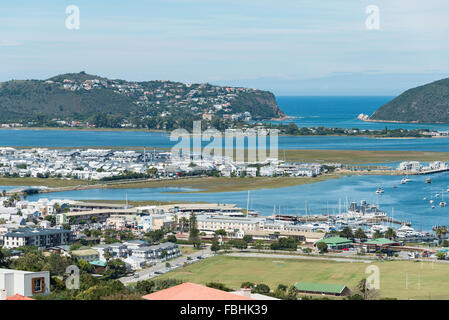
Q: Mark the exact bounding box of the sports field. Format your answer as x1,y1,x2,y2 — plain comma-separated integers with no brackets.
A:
153,255,449,300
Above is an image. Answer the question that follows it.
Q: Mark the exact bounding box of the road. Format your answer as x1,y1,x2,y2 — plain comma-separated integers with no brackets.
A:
120,246,212,285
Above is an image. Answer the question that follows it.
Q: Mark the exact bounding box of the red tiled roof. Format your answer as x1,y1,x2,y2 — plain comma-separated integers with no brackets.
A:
142,282,254,300
7,294,35,300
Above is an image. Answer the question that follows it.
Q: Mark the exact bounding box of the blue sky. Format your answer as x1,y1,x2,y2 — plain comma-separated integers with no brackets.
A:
1,0,448,95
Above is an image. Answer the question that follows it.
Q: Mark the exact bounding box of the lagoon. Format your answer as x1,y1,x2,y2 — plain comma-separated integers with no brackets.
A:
2,129,449,152
22,172,449,231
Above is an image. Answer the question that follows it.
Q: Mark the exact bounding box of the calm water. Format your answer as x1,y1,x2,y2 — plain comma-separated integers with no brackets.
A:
2,129,449,152
5,96,449,231
0,96,449,151
22,172,449,231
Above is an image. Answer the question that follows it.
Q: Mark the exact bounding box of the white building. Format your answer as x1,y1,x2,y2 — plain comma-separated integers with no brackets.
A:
3,227,72,249
0,268,50,297
398,161,422,172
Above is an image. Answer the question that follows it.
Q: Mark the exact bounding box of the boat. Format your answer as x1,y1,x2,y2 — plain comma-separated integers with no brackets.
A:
392,185,398,188
436,193,440,198
346,200,387,219
439,189,446,207
426,178,431,184
376,187,384,194
432,205,436,209
423,197,427,200
430,199,434,204
401,177,411,184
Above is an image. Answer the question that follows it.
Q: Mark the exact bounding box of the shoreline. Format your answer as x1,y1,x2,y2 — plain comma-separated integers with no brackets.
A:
0,126,166,133
1,126,443,140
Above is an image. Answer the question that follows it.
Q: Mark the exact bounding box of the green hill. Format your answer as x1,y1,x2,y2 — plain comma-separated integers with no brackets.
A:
0,72,284,129
370,78,449,123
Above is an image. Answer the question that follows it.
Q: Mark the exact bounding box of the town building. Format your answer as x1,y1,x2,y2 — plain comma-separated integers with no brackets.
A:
3,227,72,249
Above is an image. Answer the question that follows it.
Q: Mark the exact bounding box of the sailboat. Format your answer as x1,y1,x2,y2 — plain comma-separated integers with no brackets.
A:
440,188,447,207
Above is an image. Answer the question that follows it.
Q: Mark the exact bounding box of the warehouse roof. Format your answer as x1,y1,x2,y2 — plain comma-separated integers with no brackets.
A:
294,282,347,295
316,236,352,246
364,238,399,246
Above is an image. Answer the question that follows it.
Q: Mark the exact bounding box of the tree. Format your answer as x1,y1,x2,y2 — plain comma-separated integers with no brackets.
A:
235,240,248,251
188,213,201,248
253,283,270,294
104,251,113,262
340,227,354,239
0,247,9,267
241,282,255,288
436,252,447,260
384,228,396,240
44,252,73,276
372,230,384,239
317,242,328,253
104,259,127,279
145,230,165,244
166,235,177,243
90,216,99,223
354,278,379,300
354,228,367,241
302,247,312,254
253,240,264,251
206,282,232,292
211,239,220,253
215,229,227,237
180,217,189,232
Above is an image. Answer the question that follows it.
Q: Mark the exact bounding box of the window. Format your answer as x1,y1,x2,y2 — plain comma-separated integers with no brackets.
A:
32,277,45,294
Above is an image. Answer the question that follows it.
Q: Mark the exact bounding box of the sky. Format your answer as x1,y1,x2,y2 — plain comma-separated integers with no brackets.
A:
1,0,449,95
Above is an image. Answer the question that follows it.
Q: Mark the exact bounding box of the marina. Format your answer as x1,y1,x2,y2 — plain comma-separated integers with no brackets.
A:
12,170,449,232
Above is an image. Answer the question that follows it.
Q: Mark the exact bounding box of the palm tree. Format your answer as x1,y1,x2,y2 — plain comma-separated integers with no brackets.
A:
372,230,384,239
340,226,354,239
384,228,396,240
441,226,448,240
435,227,443,244
172,214,179,231
180,217,189,233
354,228,367,241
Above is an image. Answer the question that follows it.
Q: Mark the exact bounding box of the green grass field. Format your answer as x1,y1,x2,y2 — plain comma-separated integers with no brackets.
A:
178,245,202,256
284,149,449,164
152,255,449,300
0,175,341,193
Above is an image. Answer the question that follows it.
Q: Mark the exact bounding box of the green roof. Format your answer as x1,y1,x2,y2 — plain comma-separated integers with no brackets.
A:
365,238,398,246
294,282,347,294
317,236,352,246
